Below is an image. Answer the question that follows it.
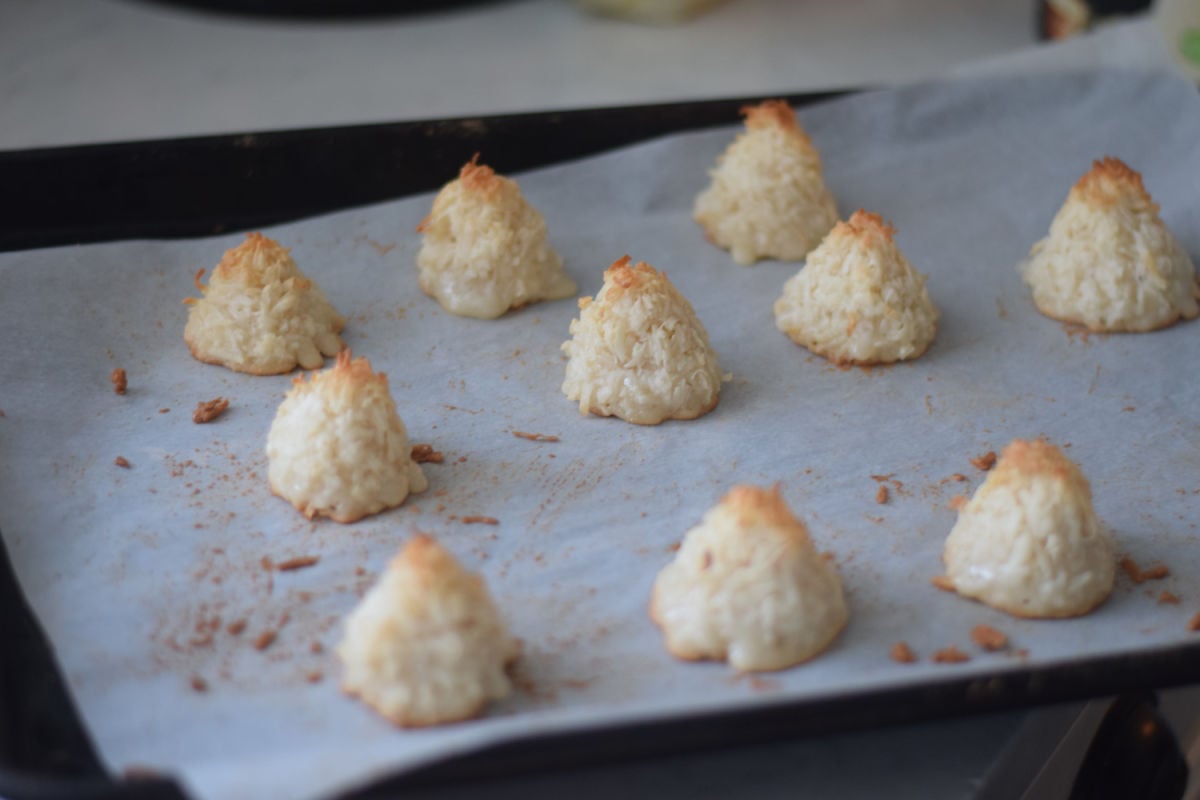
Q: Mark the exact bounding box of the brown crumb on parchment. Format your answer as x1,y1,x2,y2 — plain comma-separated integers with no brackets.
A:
275,555,319,572
932,645,970,664
254,630,277,651
512,431,560,442
890,642,917,663
114,456,131,468
227,619,247,636
192,397,229,424
158,408,170,414
306,671,324,684
875,485,889,504
1158,591,1181,605
1120,556,1170,584
931,575,955,593
950,473,967,482
970,624,1008,651
190,675,209,693
122,766,162,782
462,515,499,525
1189,613,1200,632
0,408,6,417
970,451,997,471
111,368,127,395
411,444,444,464
948,495,968,511
310,641,324,654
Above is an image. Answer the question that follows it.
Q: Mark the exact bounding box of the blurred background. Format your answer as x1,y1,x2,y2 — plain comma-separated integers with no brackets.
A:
2,0,1196,152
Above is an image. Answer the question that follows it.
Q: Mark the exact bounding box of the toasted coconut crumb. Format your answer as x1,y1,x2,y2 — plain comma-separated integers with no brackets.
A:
462,516,499,525
190,676,209,693
306,671,324,684
275,555,319,572
875,485,889,505
890,642,917,663
970,624,1008,651
193,397,230,424
111,368,127,395
932,645,970,664
411,444,444,464
254,630,277,651
512,431,559,442
227,619,247,636
114,456,131,469
1120,556,1170,584
931,575,956,592
1158,591,1181,605
947,495,968,511
970,451,997,471
951,473,967,482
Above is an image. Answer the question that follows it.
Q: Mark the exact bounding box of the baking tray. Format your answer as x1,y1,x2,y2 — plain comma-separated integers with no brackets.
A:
2,87,1200,800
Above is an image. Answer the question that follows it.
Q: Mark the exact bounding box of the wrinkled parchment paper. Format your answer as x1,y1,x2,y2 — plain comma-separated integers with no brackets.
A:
1,72,1198,800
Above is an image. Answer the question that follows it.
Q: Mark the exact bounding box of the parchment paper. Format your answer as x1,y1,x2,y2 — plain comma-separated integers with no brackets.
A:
1,71,1198,800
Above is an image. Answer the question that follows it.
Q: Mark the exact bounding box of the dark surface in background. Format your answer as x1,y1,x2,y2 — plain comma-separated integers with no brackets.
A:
135,0,508,20
1,90,1197,800
0,92,846,253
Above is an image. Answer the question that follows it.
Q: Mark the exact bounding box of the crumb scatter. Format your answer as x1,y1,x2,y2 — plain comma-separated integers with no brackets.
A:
411,444,444,464
970,451,997,471
275,555,320,572
890,641,917,663
930,575,955,592
970,624,1008,651
192,397,230,424
932,645,970,664
512,431,560,442
1120,556,1170,584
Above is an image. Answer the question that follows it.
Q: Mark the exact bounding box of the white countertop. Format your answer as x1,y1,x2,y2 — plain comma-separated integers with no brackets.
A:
1,0,1040,150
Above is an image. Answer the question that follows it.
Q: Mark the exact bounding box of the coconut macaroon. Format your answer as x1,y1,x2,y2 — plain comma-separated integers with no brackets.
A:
650,485,848,672
561,256,723,425
338,535,519,727
1021,157,1199,332
416,155,577,319
942,439,1115,619
773,210,938,365
184,232,345,375
693,100,839,265
266,350,427,523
